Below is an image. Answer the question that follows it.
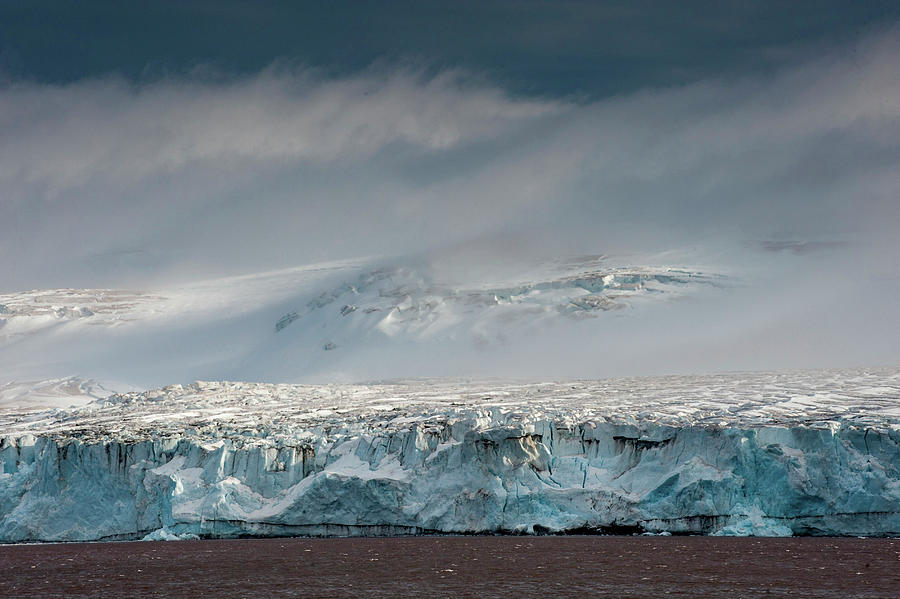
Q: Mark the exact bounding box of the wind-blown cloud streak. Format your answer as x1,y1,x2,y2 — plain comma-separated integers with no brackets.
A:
0,68,562,190
0,66,570,287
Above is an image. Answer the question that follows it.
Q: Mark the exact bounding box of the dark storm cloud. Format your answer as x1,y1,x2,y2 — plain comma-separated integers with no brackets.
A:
2,1,900,97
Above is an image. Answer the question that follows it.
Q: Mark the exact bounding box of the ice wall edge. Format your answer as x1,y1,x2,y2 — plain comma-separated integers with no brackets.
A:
1,419,899,542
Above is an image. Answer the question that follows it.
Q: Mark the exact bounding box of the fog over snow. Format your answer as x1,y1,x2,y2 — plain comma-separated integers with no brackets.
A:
1,11,899,388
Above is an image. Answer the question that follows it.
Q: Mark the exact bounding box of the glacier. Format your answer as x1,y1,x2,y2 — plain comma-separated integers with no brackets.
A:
1,368,899,542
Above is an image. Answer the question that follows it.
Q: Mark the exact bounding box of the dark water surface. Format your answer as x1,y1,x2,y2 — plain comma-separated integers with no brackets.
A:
1,536,897,598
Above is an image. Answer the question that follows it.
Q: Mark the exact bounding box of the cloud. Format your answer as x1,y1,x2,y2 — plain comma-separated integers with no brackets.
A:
0,66,562,194
1,24,900,381
0,67,569,288
752,240,850,255
0,24,898,303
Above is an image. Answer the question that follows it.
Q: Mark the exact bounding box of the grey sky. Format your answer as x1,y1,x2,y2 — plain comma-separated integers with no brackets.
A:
3,1,899,95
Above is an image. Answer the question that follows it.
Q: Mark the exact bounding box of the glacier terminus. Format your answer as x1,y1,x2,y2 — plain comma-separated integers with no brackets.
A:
2,367,898,542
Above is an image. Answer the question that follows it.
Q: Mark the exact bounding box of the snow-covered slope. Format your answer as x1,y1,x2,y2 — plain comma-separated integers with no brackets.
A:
2,367,898,541
0,378,120,413
0,255,725,388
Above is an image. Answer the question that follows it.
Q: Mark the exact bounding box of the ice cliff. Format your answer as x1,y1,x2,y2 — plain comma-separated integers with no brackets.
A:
2,368,899,542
